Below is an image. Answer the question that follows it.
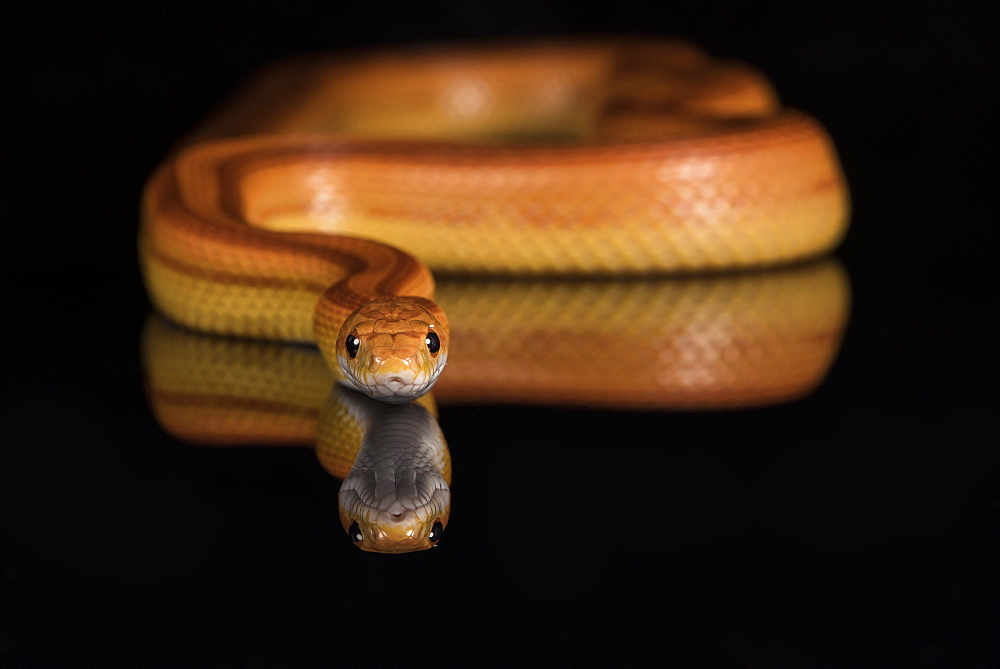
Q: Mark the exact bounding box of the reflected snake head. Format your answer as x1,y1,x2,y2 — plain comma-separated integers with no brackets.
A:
323,385,452,553
336,298,448,403
338,452,451,553
339,506,450,553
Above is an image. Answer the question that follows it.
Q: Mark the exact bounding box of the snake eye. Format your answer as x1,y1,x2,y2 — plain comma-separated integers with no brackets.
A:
348,520,363,543
345,334,360,358
428,520,444,544
425,331,440,354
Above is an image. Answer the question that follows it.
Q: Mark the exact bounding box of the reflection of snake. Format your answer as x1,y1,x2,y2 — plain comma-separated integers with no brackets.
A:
140,38,849,406
434,260,849,408
142,260,849,552
140,39,850,552
141,317,450,552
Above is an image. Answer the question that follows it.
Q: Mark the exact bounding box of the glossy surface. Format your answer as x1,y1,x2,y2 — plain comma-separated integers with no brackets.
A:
433,260,849,408
139,260,846,550
5,4,998,665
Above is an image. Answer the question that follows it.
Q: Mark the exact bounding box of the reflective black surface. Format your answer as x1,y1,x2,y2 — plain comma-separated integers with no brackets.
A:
3,2,998,664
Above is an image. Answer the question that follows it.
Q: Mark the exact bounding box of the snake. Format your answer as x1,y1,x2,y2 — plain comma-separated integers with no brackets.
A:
139,38,850,551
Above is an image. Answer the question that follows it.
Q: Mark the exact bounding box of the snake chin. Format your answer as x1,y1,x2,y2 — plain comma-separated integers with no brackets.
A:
338,353,447,403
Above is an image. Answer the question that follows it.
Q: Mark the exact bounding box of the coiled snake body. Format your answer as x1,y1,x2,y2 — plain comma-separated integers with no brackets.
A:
140,38,849,551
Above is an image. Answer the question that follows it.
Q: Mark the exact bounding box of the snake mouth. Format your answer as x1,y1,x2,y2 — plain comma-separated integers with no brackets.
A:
339,360,431,402
367,377,428,403
359,366,442,403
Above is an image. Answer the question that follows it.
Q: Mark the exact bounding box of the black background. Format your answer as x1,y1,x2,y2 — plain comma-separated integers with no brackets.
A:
3,1,998,665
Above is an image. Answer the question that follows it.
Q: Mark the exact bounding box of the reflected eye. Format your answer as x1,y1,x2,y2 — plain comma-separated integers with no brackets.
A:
425,331,440,354
428,520,444,544
348,520,363,543
345,335,360,358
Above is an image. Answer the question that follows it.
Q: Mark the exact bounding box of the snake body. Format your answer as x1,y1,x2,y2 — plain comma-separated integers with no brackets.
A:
140,38,849,551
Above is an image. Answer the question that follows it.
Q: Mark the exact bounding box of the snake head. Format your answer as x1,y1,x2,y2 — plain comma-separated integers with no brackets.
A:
338,405,451,553
336,298,448,403
324,385,452,553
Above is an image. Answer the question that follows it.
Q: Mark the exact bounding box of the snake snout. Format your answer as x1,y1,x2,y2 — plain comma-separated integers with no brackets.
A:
368,346,419,373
